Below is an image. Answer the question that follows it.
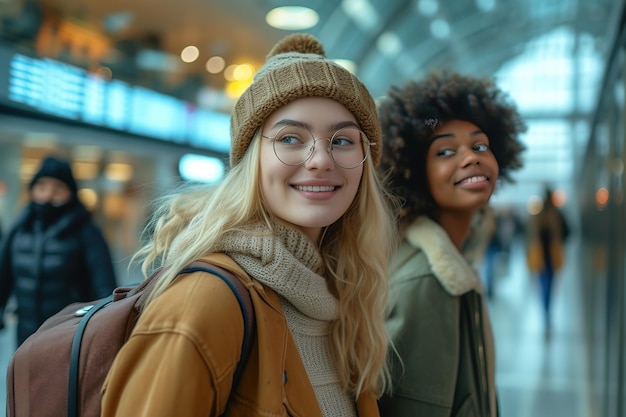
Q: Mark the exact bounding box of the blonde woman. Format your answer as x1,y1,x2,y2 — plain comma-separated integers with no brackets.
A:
101,33,397,417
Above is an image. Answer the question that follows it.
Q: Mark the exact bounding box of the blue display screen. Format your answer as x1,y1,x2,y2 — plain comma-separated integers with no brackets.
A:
2,50,230,153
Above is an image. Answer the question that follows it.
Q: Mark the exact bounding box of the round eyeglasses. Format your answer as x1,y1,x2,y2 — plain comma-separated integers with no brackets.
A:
262,125,374,169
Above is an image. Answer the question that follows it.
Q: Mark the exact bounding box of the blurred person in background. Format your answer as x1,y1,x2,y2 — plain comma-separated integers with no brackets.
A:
377,70,526,417
481,206,523,298
0,155,117,346
462,204,497,273
526,186,569,334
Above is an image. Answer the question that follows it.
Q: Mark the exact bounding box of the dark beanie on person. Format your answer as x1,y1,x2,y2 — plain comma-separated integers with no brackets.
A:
230,33,382,168
29,156,78,195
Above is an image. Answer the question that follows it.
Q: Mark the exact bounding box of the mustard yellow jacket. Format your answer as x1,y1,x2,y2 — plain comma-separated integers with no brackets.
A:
101,253,379,417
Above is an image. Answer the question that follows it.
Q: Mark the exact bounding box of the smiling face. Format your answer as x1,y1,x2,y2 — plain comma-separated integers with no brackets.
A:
259,97,365,242
426,119,499,217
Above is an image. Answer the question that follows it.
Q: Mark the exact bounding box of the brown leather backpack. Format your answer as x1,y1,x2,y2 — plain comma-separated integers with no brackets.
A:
6,258,255,417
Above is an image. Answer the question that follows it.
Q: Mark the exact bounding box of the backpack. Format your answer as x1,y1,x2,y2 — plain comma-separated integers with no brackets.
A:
6,256,256,417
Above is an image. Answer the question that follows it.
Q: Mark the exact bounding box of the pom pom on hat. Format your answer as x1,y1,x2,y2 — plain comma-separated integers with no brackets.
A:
230,33,381,168
267,33,324,56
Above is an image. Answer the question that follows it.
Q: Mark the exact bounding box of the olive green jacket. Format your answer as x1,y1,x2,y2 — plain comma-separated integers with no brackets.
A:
102,253,379,417
382,217,497,417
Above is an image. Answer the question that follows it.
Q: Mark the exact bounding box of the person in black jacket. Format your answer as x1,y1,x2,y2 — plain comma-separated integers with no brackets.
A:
0,155,117,346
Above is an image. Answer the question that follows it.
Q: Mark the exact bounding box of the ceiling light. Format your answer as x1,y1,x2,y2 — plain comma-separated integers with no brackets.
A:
417,0,439,17
181,46,199,63
476,0,496,12
266,6,319,30
377,32,402,57
233,64,255,81
333,59,356,74
430,18,450,39
224,64,238,81
342,0,379,31
206,56,225,73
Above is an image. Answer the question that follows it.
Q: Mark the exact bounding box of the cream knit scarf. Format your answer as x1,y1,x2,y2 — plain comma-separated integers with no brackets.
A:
214,222,356,417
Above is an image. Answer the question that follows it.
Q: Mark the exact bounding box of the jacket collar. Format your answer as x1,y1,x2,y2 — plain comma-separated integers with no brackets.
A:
405,216,484,296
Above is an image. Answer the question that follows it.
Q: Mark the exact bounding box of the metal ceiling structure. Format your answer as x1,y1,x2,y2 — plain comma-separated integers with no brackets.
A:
1,0,621,100
0,0,624,207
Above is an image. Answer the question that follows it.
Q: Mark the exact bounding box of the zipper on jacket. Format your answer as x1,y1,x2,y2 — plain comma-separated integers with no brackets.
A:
473,293,492,417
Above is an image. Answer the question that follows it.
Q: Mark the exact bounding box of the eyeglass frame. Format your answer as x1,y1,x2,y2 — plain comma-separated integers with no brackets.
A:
261,125,375,169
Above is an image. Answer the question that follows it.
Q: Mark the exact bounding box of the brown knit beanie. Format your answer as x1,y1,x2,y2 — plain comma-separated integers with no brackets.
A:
230,33,381,168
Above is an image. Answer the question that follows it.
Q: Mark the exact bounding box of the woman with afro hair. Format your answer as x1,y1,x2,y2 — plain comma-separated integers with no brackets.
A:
377,70,525,417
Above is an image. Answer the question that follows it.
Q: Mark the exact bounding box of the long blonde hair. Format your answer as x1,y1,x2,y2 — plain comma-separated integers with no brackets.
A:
134,130,398,398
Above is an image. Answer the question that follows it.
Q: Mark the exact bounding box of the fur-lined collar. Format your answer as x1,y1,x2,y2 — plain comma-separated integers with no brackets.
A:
405,216,484,296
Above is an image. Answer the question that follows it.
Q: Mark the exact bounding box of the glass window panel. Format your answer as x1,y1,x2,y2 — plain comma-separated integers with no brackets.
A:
493,25,603,207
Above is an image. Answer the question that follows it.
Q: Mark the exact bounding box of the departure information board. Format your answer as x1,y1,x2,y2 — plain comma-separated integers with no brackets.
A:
0,46,230,153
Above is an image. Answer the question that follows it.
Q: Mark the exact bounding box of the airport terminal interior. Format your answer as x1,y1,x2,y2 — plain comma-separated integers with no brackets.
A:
0,0,625,415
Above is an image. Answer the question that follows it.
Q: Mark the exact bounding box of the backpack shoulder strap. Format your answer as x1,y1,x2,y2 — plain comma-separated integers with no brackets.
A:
180,261,255,394
68,296,114,417
68,267,170,417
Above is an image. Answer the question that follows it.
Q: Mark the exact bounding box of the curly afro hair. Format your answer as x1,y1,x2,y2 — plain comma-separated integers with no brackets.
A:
378,70,526,230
